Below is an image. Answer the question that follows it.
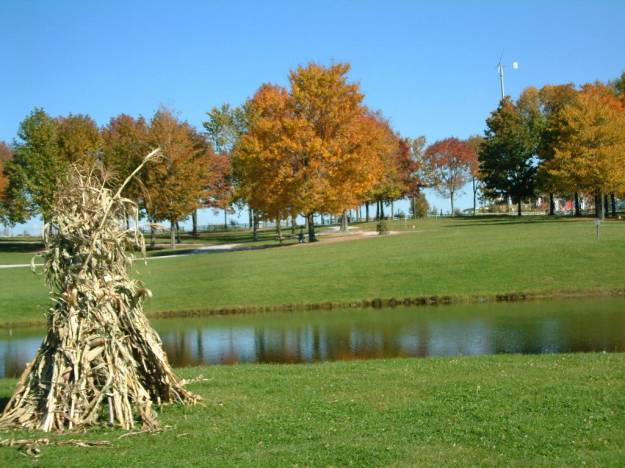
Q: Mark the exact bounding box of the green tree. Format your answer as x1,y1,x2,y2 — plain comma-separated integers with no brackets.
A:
465,135,483,215
203,104,247,154
409,192,429,218
5,108,61,222
202,104,246,233
609,71,625,97
479,95,541,216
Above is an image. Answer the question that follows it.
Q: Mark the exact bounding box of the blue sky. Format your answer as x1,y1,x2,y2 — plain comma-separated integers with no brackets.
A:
1,0,624,233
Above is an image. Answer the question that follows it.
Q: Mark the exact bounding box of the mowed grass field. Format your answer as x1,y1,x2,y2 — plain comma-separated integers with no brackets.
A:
0,353,624,466
1,216,625,325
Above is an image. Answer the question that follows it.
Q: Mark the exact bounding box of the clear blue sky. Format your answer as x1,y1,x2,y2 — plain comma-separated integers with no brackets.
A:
1,0,624,232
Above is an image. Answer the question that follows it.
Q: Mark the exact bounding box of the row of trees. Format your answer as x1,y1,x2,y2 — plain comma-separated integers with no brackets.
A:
0,108,231,246
0,63,434,245
3,63,621,243
478,72,625,217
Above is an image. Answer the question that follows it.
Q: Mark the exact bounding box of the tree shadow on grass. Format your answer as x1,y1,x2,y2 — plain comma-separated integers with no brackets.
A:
442,215,592,228
0,242,45,254
0,396,11,413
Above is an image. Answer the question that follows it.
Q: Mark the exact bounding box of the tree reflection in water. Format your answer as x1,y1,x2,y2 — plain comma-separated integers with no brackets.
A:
1,297,625,378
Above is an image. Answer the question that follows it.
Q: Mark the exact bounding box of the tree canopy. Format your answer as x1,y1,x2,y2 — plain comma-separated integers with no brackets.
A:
479,96,541,216
424,137,474,215
543,84,625,217
234,63,396,238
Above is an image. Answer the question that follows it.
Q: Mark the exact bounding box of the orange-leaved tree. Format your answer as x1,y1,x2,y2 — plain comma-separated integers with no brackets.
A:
234,84,298,223
102,114,150,207
365,128,411,221
144,108,213,248
290,63,392,235
235,63,394,240
537,83,578,215
56,114,102,164
206,152,234,231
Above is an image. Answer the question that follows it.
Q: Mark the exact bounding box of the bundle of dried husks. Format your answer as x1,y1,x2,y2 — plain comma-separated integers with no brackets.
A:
0,149,198,431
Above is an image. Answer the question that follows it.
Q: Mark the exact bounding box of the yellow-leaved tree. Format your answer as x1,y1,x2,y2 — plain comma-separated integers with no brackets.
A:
546,84,625,218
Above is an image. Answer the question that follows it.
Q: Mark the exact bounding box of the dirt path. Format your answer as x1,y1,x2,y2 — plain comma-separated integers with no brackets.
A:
0,228,411,268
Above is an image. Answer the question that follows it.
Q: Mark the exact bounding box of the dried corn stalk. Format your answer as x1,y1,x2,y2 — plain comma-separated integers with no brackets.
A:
0,149,197,432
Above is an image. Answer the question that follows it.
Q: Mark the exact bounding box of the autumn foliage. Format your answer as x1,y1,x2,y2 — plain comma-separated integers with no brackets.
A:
143,109,213,242
424,138,475,214
0,141,11,210
234,63,398,238
3,65,625,233
543,85,625,210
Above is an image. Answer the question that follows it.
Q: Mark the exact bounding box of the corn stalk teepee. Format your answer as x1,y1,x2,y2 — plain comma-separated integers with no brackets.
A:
0,149,198,432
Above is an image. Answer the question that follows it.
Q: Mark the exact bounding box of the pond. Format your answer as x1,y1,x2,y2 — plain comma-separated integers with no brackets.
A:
1,297,625,378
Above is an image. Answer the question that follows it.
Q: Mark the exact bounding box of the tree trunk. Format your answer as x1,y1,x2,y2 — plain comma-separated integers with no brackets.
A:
596,190,605,220
291,215,296,234
252,211,259,241
307,213,316,242
150,224,156,249
517,199,522,217
574,192,581,217
604,194,610,218
375,201,379,220
611,193,616,217
192,209,198,238
175,221,181,243
224,207,228,231
380,201,385,219
472,177,477,216
170,220,176,249
548,193,555,216
365,202,370,222
276,219,282,244
340,210,348,232
248,208,253,230
450,192,455,216
391,201,394,219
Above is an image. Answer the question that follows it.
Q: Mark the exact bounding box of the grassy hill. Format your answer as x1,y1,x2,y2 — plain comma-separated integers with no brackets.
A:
1,216,624,326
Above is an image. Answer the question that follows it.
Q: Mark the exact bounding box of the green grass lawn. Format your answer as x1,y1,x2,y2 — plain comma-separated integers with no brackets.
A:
1,216,625,326
0,225,318,264
0,353,623,466
0,241,44,265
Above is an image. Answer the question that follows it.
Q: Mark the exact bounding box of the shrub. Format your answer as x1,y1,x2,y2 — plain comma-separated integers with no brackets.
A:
411,193,429,218
376,221,389,235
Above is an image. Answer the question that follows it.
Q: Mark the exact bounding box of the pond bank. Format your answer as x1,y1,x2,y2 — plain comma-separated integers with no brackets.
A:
1,286,624,329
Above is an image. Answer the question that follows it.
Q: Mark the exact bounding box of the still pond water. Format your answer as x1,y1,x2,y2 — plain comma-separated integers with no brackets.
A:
1,297,625,378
